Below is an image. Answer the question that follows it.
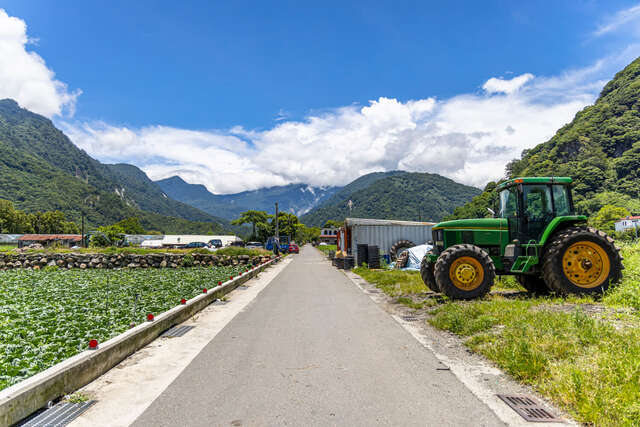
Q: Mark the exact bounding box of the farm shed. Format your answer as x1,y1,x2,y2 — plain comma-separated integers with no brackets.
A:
18,234,82,248
0,234,22,247
338,218,435,265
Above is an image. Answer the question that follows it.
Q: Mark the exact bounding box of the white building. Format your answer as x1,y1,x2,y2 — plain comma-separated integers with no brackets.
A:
158,235,241,248
615,216,640,233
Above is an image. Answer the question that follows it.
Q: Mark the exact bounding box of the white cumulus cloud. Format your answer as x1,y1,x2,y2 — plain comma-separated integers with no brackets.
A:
482,73,534,94
0,9,80,117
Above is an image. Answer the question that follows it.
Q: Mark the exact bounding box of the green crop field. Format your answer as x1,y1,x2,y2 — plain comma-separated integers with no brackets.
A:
0,265,248,391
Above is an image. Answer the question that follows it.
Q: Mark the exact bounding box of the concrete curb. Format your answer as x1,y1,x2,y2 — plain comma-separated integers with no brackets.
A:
0,257,280,426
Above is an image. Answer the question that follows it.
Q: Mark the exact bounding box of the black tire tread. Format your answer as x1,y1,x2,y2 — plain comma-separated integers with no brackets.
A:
390,240,415,260
420,252,439,292
516,275,550,294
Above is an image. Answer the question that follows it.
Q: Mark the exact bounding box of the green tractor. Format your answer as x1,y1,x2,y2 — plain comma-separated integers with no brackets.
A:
421,177,623,299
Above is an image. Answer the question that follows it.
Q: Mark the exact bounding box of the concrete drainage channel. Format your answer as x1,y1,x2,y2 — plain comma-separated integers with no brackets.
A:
0,257,281,427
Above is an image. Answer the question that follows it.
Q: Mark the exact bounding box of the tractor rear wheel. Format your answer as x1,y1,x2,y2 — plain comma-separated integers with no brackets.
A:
420,252,439,292
516,275,550,294
434,244,495,300
542,226,623,295
390,240,415,261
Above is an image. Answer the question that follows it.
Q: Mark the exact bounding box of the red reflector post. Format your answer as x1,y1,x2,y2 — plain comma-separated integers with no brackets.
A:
147,313,154,322
88,339,98,349
203,288,208,293
181,298,187,304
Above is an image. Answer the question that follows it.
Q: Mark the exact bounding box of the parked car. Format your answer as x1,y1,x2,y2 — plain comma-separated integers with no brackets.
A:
208,239,223,248
246,241,263,249
184,242,208,249
288,243,300,254
229,240,245,247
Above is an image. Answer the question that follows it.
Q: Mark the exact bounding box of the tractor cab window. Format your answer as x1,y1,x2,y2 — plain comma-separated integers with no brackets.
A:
523,185,553,220
552,185,572,215
499,187,518,218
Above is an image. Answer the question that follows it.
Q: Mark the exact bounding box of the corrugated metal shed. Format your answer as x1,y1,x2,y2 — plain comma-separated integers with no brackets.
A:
0,234,22,245
345,218,435,265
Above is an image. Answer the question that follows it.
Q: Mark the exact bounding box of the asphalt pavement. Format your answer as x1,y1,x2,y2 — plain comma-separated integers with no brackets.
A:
132,246,504,426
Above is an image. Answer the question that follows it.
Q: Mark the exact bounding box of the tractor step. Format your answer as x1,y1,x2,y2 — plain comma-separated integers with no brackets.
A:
510,256,538,273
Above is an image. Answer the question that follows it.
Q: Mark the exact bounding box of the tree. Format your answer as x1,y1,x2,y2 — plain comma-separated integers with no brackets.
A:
113,217,145,234
589,205,630,233
232,210,271,241
323,220,342,229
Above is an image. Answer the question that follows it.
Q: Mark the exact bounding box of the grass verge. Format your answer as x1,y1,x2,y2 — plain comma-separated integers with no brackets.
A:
351,242,640,425
316,244,336,255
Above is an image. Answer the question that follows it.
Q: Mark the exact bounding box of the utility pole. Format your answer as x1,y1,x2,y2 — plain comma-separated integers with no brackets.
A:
275,202,279,239
81,212,85,248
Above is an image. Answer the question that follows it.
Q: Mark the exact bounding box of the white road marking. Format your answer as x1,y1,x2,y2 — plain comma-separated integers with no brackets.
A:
69,257,292,427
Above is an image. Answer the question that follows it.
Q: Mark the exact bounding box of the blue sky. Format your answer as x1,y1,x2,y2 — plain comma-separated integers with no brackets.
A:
1,1,640,193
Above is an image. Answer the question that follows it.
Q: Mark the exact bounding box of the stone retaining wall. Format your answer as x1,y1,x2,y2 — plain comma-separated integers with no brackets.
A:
0,253,273,270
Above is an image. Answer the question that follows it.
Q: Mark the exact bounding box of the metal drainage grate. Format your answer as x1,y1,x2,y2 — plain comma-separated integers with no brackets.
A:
18,401,96,427
367,289,381,294
237,285,249,290
161,325,195,338
497,394,560,422
401,316,419,322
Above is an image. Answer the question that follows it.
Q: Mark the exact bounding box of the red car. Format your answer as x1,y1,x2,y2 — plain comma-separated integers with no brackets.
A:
288,243,300,254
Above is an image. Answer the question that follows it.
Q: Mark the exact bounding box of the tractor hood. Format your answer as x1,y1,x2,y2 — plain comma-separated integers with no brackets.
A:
432,218,507,230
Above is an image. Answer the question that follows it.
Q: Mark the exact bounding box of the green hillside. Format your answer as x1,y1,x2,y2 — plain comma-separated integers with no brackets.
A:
449,57,640,220
300,171,481,226
0,99,230,233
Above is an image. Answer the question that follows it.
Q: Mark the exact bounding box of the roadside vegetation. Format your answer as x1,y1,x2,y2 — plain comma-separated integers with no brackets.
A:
316,244,336,256
352,241,640,425
0,265,248,392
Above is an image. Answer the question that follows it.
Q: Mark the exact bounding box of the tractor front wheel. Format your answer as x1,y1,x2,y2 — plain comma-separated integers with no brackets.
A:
420,252,439,292
516,275,550,295
542,226,623,295
434,244,495,300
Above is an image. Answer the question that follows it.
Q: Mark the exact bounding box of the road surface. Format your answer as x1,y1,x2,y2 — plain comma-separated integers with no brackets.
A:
132,246,503,426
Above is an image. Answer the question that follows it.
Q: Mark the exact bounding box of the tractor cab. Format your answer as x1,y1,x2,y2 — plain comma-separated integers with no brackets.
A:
497,177,575,245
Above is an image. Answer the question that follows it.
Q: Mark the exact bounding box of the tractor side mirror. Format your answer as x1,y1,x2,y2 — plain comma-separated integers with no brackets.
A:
487,208,495,218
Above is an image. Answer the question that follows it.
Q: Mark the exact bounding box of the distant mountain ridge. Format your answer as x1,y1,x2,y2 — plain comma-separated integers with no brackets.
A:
0,98,231,233
156,176,340,220
300,171,482,226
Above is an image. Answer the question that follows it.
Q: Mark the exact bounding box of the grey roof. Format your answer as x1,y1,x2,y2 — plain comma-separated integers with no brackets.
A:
345,218,436,227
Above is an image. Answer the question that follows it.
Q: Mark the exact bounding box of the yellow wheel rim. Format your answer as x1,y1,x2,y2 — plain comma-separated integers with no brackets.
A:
562,241,610,288
449,256,484,291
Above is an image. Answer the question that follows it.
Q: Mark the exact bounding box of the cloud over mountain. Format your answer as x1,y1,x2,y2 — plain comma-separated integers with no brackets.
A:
62,55,636,194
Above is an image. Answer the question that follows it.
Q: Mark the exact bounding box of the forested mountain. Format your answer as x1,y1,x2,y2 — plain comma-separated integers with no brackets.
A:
300,171,481,226
156,175,340,220
0,99,230,233
448,57,640,220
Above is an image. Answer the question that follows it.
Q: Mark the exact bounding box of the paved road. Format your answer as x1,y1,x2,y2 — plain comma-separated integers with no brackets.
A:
132,246,503,426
